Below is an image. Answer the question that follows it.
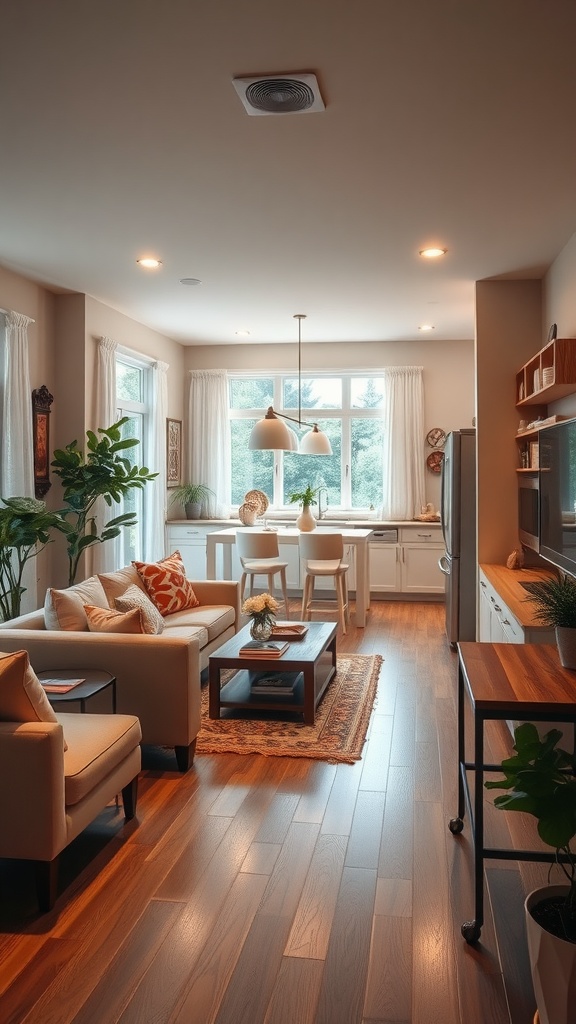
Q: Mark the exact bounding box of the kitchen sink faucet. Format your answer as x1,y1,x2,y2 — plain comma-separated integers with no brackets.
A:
317,486,328,520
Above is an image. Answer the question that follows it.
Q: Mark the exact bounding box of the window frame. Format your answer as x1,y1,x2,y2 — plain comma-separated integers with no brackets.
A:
115,350,152,562
228,371,385,512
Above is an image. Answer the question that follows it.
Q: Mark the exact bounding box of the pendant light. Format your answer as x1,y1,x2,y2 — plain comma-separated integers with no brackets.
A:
248,314,332,455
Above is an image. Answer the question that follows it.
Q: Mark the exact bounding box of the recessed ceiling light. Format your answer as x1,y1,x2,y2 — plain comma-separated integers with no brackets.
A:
137,257,162,269
179,277,201,286
418,324,435,331
419,247,447,258
235,329,251,336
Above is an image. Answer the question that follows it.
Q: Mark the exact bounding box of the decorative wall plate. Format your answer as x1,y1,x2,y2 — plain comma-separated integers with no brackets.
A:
244,489,269,515
426,427,446,449
426,450,444,474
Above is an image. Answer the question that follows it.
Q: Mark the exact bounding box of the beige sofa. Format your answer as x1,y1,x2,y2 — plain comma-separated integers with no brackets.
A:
0,567,241,771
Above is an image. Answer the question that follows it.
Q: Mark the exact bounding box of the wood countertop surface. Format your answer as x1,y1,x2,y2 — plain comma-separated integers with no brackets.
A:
480,563,555,630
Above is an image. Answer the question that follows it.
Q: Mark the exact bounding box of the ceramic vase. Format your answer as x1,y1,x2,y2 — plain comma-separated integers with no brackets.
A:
250,618,273,641
296,505,316,532
555,627,576,669
525,885,576,1024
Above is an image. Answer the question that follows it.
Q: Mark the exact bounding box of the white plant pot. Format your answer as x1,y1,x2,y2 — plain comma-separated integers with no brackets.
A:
555,627,576,670
296,506,316,532
525,885,576,1024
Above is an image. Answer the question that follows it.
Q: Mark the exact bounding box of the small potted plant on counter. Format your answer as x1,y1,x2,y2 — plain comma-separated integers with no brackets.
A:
523,570,576,668
169,483,215,520
486,722,576,1024
289,484,318,532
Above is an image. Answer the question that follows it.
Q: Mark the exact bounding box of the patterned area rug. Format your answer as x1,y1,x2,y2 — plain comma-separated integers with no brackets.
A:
196,654,383,763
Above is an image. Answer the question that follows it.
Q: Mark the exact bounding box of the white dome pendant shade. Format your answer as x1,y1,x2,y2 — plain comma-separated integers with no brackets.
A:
248,409,299,451
248,314,333,456
299,424,332,455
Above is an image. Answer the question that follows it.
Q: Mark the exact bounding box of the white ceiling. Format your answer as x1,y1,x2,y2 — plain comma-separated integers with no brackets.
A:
1,1,576,346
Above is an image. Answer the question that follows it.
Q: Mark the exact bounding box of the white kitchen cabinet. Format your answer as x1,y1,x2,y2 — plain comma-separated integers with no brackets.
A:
477,567,555,644
166,523,224,579
369,525,444,596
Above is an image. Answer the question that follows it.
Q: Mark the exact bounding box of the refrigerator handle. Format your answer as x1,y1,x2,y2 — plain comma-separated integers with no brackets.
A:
438,554,451,576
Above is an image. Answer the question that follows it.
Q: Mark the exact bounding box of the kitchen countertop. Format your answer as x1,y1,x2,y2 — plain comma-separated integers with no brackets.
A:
167,517,442,530
480,563,555,630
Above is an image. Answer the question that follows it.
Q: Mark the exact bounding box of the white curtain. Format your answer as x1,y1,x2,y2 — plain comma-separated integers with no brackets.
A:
187,370,231,518
91,336,120,574
381,366,426,521
144,360,168,561
1,311,35,498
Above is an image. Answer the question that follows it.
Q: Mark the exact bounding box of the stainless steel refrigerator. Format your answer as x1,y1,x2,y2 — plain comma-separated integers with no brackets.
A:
439,428,477,645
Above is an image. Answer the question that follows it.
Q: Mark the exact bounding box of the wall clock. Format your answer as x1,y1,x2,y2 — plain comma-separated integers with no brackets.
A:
426,427,446,449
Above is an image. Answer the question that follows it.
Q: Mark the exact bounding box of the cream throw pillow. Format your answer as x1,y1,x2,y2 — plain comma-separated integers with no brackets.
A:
0,650,67,750
114,585,164,634
98,565,147,608
45,576,109,631
84,604,145,634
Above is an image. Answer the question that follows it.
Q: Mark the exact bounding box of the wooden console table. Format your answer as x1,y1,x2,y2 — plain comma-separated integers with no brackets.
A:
451,641,576,944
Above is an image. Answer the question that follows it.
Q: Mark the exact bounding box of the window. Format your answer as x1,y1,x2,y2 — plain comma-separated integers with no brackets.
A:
229,374,385,510
115,354,150,563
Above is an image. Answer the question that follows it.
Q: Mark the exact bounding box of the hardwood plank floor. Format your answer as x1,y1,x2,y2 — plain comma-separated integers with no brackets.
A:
0,599,551,1023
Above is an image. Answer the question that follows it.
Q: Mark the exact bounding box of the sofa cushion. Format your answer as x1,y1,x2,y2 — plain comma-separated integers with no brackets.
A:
133,551,200,616
0,649,67,749
162,624,209,646
98,565,147,608
114,584,164,634
163,603,236,642
45,576,109,631
60,712,142,805
84,604,145,634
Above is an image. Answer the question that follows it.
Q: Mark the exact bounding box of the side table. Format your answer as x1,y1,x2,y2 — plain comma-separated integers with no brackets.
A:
38,669,117,714
450,641,576,944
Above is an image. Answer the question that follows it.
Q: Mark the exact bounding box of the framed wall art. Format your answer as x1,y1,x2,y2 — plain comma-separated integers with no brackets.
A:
32,385,54,498
166,418,182,488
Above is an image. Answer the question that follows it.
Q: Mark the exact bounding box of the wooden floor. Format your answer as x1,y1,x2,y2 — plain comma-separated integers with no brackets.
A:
0,599,553,1023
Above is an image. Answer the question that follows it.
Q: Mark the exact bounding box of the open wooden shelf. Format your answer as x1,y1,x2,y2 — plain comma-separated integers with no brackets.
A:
516,337,576,407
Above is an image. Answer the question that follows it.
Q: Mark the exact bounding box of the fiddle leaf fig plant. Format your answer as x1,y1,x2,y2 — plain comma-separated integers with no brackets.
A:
0,497,67,621
51,418,158,585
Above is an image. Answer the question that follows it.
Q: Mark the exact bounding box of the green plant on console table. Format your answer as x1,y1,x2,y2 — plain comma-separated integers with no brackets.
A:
169,483,215,509
51,418,158,586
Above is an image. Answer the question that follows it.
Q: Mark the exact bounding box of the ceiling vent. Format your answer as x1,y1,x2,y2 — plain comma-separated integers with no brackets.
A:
232,73,325,116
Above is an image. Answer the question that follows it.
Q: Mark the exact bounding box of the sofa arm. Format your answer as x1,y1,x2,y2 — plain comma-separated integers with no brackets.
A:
0,722,67,861
0,630,202,748
190,579,242,629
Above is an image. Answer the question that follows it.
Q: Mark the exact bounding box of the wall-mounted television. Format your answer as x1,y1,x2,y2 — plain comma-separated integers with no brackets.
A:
539,417,576,577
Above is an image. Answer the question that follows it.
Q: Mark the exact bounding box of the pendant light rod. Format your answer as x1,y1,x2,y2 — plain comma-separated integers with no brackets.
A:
294,313,306,426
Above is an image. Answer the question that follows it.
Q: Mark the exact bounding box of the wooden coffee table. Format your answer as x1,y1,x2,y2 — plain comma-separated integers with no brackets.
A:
209,621,337,725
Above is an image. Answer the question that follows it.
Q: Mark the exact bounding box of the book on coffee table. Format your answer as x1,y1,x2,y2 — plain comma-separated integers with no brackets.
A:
270,623,308,640
239,640,289,658
250,671,299,695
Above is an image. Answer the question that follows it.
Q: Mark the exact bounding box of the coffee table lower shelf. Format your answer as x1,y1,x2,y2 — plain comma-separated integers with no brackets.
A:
209,621,337,724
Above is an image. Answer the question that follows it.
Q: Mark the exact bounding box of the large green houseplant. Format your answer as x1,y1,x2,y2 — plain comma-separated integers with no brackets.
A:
486,721,576,1023
0,497,67,621
51,418,157,585
523,570,576,668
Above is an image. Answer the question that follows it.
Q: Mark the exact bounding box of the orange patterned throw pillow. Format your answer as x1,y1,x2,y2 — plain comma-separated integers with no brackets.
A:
133,551,200,616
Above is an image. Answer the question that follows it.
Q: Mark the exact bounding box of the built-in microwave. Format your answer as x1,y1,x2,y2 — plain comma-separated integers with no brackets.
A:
518,474,539,552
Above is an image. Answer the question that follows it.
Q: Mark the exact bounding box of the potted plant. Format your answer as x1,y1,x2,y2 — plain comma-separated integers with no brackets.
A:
169,483,215,520
51,418,158,585
288,484,318,532
486,722,576,1023
0,497,67,620
523,570,576,668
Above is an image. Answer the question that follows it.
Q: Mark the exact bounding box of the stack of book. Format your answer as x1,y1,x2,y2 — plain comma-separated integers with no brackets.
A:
250,671,300,696
239,639,288,658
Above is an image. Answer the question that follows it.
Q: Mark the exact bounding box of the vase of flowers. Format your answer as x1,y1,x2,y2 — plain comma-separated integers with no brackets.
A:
242,592,279,640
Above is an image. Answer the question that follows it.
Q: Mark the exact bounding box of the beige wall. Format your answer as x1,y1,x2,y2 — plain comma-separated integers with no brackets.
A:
184,338,476,511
